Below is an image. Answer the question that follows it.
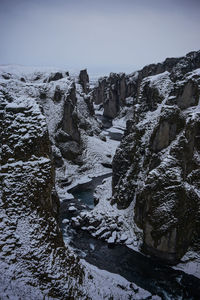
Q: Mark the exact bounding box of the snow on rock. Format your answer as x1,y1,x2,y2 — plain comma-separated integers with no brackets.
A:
173,251,200,279
77,176,143,251
82,260,159,300
107,231,117,244
1,64,145,299
120,233,128,242
68,206,77,212
0,80,86,298
2,50,200,297
112,50,200,269
62,218,70,224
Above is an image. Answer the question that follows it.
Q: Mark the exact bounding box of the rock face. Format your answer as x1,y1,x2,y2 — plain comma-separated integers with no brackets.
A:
0,65,99,170
103,73,126,118
92,77,107,104
112,50,200,263
0,89,85,298
62,82,80,142
38,77,82,165
92,50,200,120
47,71,63,82
79,69,89,94
93,72,131,118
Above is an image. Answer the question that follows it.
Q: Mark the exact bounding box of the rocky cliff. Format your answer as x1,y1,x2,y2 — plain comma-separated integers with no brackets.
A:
0,65,153,300
92,72,134,118
1,51,200,297
0,83,86,298
92,51,200,120
79,69,89,94
112,50,200,263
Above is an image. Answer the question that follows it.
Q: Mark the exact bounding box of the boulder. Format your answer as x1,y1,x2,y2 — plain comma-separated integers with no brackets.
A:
2,73,11,80
55,129,72,143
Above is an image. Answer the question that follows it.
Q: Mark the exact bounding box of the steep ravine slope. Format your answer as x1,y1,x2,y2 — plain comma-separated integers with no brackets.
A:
0,88,85,299
1,50,200,298
74,52,200,280
0,67,154,299
112,51,200,263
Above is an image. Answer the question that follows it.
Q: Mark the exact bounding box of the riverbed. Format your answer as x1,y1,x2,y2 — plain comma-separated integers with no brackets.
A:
60,174,200,300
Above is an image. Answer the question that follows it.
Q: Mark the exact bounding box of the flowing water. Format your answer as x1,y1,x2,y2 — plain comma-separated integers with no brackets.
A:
60,176,200,300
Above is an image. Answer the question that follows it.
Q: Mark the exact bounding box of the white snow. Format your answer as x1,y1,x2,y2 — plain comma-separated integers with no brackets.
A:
2,62,200,298
186,68,200,79
107,127,124,134
68,206,77,212
81,260,157,300
62,219,69,224
57,129,120,201
173,251,200,279
81,176,142,251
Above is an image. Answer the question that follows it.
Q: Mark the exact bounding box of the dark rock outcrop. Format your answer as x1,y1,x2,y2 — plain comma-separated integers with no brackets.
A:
92,50,200,120
53,84,63,102
79,69,89,94
92,77,107,104
2,73,11,80
169,79,199,109
112,50,200,263
0,90,85,298
103,73,126,118
48,72,63,82
62,83,80,143
84,94,95,116
93,73,129,119
59,140,81,161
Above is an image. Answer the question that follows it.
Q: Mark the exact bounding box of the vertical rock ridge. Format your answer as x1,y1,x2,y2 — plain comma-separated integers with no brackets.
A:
111,50,200,262
0,90,85,299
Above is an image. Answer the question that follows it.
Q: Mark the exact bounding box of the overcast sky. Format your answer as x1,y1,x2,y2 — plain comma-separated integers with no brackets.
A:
0,0,200,76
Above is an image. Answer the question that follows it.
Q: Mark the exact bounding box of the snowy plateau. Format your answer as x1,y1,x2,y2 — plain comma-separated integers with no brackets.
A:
0,50,200,299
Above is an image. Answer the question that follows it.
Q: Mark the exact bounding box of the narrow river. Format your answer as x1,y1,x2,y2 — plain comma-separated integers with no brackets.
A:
59,174,200,300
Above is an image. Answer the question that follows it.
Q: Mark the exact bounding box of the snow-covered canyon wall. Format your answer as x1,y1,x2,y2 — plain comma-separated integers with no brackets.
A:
1,50,200,297
111,50,200,262
0,69,90,299
92,72,136,119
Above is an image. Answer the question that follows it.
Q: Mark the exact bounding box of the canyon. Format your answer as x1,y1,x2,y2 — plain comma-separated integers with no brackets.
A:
0,50,200,299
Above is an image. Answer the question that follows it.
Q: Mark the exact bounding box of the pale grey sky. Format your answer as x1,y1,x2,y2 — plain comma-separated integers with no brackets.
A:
0,0,200,76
